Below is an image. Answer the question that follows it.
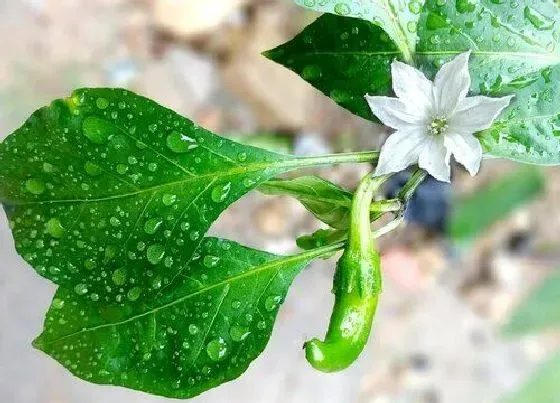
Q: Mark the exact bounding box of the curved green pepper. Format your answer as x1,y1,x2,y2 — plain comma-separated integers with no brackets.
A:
304,174,387,372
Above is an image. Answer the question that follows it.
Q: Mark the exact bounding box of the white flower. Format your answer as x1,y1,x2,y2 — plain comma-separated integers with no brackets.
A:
366,51,514,182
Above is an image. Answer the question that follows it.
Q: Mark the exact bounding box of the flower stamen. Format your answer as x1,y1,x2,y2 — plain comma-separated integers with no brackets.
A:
428,117,448,136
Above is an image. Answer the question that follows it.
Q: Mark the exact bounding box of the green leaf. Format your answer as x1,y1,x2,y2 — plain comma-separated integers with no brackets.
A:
502,272,560,336
264,15,402,121
416,0,560,165
259,176,354,229
501,350,560,403
294,0,422,62
448,166,544,241
0,88,374,303
34,237,335,399
272,1,560,164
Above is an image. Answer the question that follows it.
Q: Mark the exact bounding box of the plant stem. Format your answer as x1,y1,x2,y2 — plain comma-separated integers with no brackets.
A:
290,151,379,169
398,168,427,202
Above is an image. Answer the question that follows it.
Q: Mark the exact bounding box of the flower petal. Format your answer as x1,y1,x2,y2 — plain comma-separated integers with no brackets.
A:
450,95,514,133
365,96,427,130
374,128,429,176
391,60,434,115
433,51,472,116
444,131,482,176
418,136,451,182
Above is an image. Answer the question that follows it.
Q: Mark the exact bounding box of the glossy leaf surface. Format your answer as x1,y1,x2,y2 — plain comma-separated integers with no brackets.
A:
34,237,323,399
271,1,560,164
502,272,560,336
264,14,401,121
0,88,313,303
259,176,353,229
294,0,421,61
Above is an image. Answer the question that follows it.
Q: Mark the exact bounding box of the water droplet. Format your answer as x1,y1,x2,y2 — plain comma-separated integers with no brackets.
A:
90,293,100,302
206,338,228,361
524,6,554,30
211,183,231,203
96,97,109,110
84,161,103,176
144,218,163,234
82,116,114,144
127,287,142,301
147,244,165,265
52,298,65,309
231,300,241,310
148,163,158,172
166,131,198,153
74,284,88,295
112,268,127,286
188,324,199,335
264,295,282,312
230,325,251,342
334,3,350,15
162,193,177,206
189,231,200,241
45,218,64,238
43,162,55,173
203,255,220,268
116,164,128,175
25,178,45,195
257,321,267,330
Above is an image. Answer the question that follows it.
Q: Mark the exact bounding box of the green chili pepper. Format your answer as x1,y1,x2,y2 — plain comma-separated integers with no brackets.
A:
304,174,388,372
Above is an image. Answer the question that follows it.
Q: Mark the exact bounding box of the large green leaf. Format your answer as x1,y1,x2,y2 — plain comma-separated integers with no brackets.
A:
448,166,544,241
502,272,560,336
259,176,354,229
294,0,422,62
264,15,402,121
271,1,560,164
34,237,330,399
0,88,373,303
501,350,560,403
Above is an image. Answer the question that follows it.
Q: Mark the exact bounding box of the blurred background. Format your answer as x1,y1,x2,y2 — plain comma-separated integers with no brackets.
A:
1,1,560,402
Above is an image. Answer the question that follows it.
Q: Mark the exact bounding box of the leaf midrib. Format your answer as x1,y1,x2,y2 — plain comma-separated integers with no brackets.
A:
35,243,335,347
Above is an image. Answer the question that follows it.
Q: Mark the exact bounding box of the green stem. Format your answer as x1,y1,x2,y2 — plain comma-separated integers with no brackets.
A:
289,151,379,169
398,168,427,202
348,174,392,253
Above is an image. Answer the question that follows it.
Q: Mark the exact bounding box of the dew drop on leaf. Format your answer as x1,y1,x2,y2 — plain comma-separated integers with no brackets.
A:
25,178,45,195
162,194,177,206
211,183,231,203
127,287,142,301
264,295,282,312
206,338,228,361
146,244,165,265
203,255,220,268
166,131,198,153
74,284,89,295
84,161,103,176
229,325,251,342
45,218,65,238
144,218,163,234
188,324,199,335
111,268,127,286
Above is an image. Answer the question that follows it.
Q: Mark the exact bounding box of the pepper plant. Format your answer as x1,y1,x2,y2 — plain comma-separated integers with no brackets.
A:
1,0,559,399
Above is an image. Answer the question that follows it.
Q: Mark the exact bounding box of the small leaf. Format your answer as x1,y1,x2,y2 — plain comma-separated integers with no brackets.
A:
293,0,421,62
502,272,560,336
501,350,560,403
259,176,354,229
264,14,401,121
0,88,346,303
34,237,323,399
448,167,544,241
296,228,345,251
